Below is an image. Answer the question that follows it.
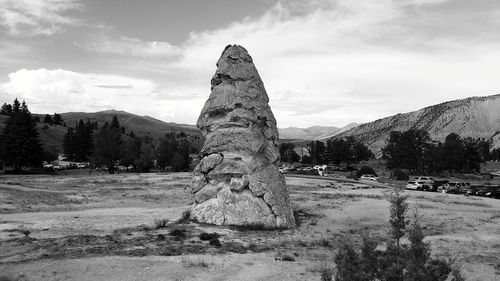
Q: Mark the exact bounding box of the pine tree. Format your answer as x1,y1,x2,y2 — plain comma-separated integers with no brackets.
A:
0,99,44,172
0,103,13,115
91,122,121,173
43,114,53,124
111,115,120,129
53,113,63,125
63,127,77,160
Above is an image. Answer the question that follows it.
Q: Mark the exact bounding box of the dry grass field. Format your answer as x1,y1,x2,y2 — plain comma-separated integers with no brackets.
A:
0,172,499,281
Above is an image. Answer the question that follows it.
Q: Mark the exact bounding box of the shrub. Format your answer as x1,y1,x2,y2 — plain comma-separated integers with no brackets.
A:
178,210,191,224
199,232,219,241
356,166,377,178
320,267,334,281
169,229,186,239
281,254,296,262
209,237,221,247
153,218,168,228
392,169,409,181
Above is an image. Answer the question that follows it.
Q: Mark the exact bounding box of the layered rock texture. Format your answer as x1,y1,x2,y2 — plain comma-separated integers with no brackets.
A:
190,45,295,228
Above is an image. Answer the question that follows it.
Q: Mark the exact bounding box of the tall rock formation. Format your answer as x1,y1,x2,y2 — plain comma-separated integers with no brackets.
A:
190,45,295,228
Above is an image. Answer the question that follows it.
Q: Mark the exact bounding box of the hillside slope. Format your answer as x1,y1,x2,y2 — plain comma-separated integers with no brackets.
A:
29,110,203,155
335,94,500,155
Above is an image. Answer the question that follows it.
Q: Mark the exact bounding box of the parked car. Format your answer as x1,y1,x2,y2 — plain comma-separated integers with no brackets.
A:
406,181,424,190
460,184,480,196
442,182,467,194
475,185,500,198
414,177,434,187
360,174,379,181
427,180,449,192
322,166,335,177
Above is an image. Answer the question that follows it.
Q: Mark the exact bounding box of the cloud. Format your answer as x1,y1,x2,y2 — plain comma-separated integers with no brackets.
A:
0,0,82,36
166,0,500,127
3,0,500,128
83,36,182,58
0,68,205,123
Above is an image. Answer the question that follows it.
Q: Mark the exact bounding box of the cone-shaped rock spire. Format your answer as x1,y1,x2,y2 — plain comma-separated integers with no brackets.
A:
190,45,295,228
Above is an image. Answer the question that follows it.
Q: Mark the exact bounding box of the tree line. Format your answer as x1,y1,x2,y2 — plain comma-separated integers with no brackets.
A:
0,99,199,173
382,129,497,174
64,115,197,173
279,137,374,165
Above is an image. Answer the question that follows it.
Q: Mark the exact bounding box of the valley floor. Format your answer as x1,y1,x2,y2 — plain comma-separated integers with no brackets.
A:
0,172,499,281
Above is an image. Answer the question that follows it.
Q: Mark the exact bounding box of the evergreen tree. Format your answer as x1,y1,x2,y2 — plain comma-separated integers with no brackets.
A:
442,133,464,172
62,119,94,161
91,122,121,173
63,127,77,160
0,99,43,172
52,113,63,125
120,136,142,170
157,133,178,170
0,103,13,115
382,129,432,174
43,114,53,124
111,115,120,129
279,142,300,163
134,142,155,172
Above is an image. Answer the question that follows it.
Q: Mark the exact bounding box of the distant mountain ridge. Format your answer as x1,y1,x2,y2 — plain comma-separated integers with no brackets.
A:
279,123,359,140
335,94,500,155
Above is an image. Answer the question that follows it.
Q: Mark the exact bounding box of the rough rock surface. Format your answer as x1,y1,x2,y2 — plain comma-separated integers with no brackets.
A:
190,45,295,228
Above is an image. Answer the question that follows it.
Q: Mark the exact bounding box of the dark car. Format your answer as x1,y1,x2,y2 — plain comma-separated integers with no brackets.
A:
426,180,449,192
475,185,500,198
460,184,479,196
443,182,467,194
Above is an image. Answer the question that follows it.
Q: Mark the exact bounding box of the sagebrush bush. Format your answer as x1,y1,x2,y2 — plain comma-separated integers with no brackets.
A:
209,237,221,247
153,218,168,228
199,232,219,241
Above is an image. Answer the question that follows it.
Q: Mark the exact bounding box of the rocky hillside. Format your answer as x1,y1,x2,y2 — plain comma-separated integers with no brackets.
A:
335,94,500,155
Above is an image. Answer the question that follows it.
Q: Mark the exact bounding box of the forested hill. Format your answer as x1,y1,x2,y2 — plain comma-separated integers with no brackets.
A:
334,94,500,155
30,110,204,155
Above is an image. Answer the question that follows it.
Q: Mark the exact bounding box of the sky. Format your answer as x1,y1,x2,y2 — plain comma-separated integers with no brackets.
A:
0,0,499,128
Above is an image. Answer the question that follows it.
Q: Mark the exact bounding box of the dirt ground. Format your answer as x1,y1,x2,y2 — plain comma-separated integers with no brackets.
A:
0,171,499,281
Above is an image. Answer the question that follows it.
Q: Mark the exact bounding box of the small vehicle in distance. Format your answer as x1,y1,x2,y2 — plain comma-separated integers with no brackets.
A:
406,181,424,190
360,174,379,181
323,166,335,177
413,177,434,189
426,180,449,192
442,182,467,194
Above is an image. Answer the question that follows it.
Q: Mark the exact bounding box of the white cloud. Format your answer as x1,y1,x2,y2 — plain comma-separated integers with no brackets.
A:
83,36,182,58
0,0,81,36
0,68,205,123
167,0,500,127
3,0,500,128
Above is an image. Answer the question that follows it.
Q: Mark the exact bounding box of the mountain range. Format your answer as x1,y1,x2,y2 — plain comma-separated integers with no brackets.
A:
335,94,500,155
2,94,500,157
278,123,359,141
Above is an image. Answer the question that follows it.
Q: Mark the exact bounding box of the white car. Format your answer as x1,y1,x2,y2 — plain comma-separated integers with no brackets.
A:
360,174,379,181
413,177,434,184
406,181,424,190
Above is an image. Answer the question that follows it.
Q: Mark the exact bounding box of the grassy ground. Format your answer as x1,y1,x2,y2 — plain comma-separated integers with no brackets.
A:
0,172,499,280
